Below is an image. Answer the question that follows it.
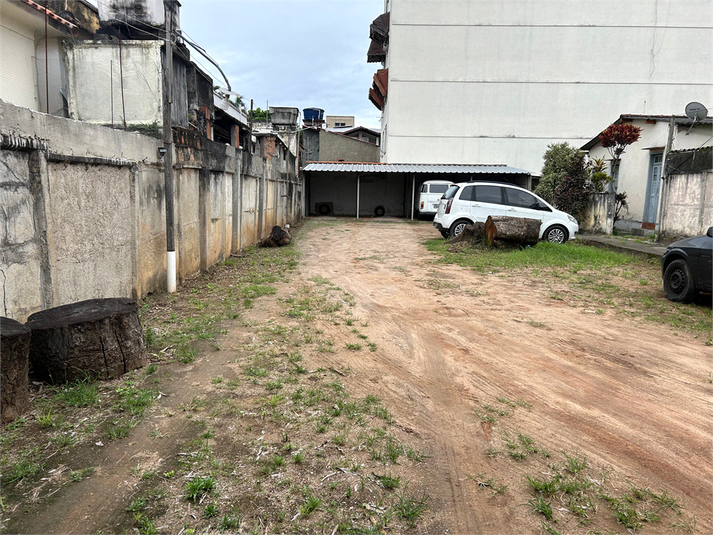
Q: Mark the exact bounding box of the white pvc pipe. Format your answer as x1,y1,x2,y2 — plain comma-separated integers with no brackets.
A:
167,250,177,293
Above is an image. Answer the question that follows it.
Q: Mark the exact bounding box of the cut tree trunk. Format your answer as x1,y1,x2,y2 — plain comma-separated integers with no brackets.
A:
259,225,292,247
451,222,486,244
26,298,147,384
451,216,541,247
1,318,31,424
486,216,541,246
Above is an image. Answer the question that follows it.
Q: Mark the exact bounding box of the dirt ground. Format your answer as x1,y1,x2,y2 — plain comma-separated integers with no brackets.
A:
294,220,712,533
4,219,711,534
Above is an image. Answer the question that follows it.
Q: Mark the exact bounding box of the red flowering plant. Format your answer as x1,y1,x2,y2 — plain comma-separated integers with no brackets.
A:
599,122,641,225
599,123,642,160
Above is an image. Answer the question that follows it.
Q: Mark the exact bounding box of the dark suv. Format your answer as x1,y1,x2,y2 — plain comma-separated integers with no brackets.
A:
661,227,713,302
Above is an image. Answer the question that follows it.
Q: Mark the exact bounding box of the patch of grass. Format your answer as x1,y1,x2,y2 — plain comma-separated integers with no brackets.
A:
376,473,401,490
527,494,554,520
563,452,587,474
219,514,241,531
1,459,43,485
177,345,198,363
113,382,156,418
184,476,216,502
300,495,321,517
203,502,219,518
105,420,132,440
69,467,95,482
37,407,58,428
393,486,429,527
55,379,98,407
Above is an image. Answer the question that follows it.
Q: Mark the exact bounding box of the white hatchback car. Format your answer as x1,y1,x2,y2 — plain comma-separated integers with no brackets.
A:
433,182,579,243
417,180,454,219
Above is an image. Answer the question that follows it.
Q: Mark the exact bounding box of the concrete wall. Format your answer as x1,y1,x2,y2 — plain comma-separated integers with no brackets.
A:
64,40,163,128
319,130,379,163
382,0,713,174
660,172,713,238
580,192,614,234
0,101,301,322
1,2,35,109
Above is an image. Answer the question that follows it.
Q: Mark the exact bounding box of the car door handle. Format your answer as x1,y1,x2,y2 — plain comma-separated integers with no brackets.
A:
507,208,516,212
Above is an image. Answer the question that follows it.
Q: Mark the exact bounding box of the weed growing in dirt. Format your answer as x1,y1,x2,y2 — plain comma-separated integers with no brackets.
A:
55,378,99,407
184,476,216,502
518,451,687,531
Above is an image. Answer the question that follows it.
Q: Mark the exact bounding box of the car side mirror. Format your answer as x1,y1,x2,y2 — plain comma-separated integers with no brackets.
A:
707,226,713,237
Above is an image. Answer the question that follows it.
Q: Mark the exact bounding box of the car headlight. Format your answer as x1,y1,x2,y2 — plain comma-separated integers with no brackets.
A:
567,215,577,223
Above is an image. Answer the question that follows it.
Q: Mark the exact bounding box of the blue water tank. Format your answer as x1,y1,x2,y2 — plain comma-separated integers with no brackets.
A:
303,108,324,122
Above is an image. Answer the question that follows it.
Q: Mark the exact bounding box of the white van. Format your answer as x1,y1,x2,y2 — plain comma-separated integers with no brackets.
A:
418,180,454,219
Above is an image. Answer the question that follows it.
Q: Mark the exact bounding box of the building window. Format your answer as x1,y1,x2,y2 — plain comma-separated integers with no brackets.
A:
335,122,346,127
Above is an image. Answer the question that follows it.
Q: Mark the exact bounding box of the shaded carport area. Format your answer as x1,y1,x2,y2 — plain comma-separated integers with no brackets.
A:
303,162,532,218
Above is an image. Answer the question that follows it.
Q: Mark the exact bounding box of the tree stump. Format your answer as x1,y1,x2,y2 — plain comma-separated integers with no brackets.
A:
259,225,292,247
451,222,486,244
26,298,147,384
450,216,542,247
1,318,31,424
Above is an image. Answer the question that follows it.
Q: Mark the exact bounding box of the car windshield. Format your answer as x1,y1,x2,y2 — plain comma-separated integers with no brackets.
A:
443,185,460,200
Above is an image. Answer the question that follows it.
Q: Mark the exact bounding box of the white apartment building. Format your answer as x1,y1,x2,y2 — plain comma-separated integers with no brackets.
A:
369,0,713,175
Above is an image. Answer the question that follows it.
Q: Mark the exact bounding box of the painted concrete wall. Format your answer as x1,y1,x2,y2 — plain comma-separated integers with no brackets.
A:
45,161,135,305
586,120,712,228
0,101,301,322
64,40,163,128
381,0,713,174
660,172,713,238
319,131,379,163
1,0,41,111
580,192,614,234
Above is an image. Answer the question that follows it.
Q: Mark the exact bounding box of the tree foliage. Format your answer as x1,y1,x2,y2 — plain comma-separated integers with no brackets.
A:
250,107,270,122
599,123,642,160
535,143,606,220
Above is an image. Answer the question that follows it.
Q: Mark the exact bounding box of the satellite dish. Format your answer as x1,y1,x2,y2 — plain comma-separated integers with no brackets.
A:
685,102,707,121
684,102,707,135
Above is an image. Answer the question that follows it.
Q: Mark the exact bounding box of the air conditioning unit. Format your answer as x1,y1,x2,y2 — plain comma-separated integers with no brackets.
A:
315,202,333,216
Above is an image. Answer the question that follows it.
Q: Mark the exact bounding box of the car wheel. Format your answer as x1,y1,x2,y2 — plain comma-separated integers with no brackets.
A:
440,230,450,239
663,259,697,303
544,225,568,244
449,219,470,238
374,206,386,217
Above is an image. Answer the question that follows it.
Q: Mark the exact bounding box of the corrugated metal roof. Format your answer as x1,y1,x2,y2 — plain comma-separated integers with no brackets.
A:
303,162,530,175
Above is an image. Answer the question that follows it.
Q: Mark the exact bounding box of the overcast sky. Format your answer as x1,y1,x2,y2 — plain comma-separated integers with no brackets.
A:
177,0,385,128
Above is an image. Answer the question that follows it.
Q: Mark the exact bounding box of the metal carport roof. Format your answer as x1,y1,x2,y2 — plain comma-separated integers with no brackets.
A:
303,162,530,175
